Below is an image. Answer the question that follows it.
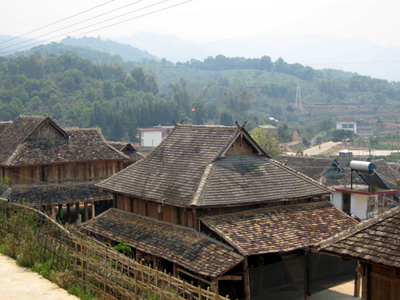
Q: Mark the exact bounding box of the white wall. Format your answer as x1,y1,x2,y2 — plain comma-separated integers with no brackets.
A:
331,191,369,220
331,191,342,209
142,131,163,147
351,193,369,221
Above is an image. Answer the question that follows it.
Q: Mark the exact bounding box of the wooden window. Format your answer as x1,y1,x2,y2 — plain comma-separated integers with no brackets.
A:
41,165,48,182
342,193,351,215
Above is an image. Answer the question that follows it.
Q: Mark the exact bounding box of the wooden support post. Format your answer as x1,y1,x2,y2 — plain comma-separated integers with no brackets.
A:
51,205,56,220
66,203,71,220
354,261,361,297
304,251,310,300
58,204,62,220
211,277,218,295
75,201,79,220
84,202,89,222
243,258,251,300
92,201,96,218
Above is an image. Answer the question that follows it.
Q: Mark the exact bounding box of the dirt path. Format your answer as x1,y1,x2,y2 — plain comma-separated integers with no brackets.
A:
303,141,343,156
0,253,78,300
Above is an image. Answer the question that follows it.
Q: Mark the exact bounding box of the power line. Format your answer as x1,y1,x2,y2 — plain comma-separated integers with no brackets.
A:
0,0,146,52
0,0,193,55
0,0,116,46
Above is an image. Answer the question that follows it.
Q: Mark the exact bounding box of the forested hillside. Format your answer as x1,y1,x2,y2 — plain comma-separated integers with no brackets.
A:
1,47,400,142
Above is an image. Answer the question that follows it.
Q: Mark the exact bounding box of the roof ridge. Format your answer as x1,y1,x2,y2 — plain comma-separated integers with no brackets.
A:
319,205,400,250
176,123,238,129
209,127,241,162
5,144,24,166
191,163,215,206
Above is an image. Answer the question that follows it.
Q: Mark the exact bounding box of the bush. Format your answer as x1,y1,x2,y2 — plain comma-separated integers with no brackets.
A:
68,284,97,300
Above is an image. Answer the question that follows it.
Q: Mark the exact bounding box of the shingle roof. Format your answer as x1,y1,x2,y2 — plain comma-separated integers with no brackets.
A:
372,159,400,189
82,208,244,277
275,155,333,182
0,115,128,166
0,121,12,135
319,205,400,268
7,183,112,205
108,142,144,162
97,124,331,207
202,201,357,256
276,155,399,191
0,115,50,165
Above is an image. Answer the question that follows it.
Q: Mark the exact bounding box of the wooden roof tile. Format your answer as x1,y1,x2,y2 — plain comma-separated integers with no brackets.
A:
320,205,400,268
202,201,357,256
82,208,244,277
98,125,331,207
0,115,128,166
8,183,112,205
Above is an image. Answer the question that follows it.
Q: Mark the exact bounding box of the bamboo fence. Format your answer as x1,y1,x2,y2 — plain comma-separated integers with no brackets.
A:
0,199,229,300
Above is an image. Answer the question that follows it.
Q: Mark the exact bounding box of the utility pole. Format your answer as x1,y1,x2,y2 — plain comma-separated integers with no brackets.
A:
295,82,302,112
397,118,399,153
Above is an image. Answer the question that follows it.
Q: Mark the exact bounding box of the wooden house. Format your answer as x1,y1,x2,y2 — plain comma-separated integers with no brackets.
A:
107,141,144,167
276,153,400,220
83,123,357,299
0,115,129,221
320,205,400,300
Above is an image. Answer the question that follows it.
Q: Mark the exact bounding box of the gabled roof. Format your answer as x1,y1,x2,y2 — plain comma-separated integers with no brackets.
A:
0,115,128,166
108,142,144,162
97,124,331,208
319,205,400,268
0,115,66,165
275,155,334,182
82,208,244,277
201,201,357,256
371,159,400,189
276,155,399,191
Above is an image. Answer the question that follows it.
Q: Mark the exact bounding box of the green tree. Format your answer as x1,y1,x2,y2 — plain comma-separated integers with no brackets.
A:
52,103,63,120
277,123,291,142
124,76,137,89
318,118,335,133
220,111,233,126
10,97,23,113
331,129,354,142
251,127,281,157
114,82,126,97
102,81,115,100
30,96,42,110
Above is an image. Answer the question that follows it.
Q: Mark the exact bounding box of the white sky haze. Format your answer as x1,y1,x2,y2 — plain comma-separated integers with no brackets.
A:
0,0,399,48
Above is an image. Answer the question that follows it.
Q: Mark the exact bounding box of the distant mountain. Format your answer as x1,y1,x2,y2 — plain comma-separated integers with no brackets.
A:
0,35,45,55
61,36,158,62
1,36,158,63
112,32,400,82
114,32,217,63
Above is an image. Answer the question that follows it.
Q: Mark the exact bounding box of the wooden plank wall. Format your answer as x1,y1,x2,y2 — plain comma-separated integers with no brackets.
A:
225,136,254,155
7,160,122,185
116,195,195,228
363,263,400,300
30,121,64,139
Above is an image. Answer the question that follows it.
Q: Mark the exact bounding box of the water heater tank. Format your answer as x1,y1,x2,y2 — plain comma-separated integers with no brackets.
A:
349,160,375,171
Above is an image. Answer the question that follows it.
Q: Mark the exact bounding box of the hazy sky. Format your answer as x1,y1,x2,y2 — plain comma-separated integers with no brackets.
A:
1,0,399,48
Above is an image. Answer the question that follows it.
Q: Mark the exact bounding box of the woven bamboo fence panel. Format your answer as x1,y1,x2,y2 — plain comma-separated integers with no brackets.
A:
0,199,229,300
